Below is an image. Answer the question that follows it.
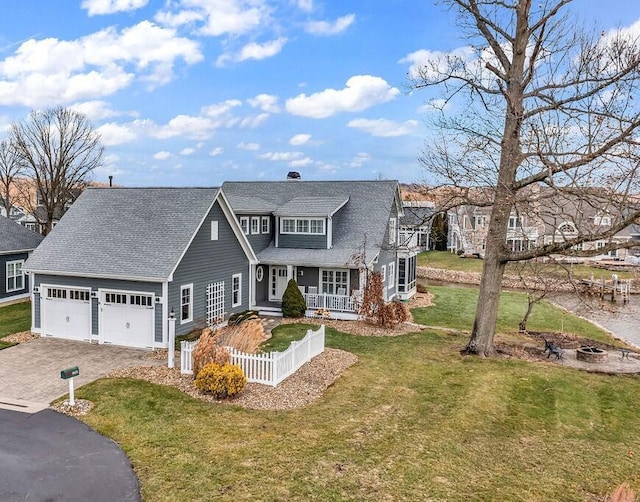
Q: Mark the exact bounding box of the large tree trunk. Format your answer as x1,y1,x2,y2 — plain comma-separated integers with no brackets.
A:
463,220,507,356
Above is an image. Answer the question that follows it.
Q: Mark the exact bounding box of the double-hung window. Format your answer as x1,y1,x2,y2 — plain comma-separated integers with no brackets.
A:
240,217,249,235
232,274,242,307
6,260,24,292
321,270,348,295
388,218,397,244
180,284,193,324
388,262,395,288
261,216,270,234
251,217,260,234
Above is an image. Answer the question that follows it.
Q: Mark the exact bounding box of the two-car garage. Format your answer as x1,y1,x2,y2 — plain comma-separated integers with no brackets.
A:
40,285,155,348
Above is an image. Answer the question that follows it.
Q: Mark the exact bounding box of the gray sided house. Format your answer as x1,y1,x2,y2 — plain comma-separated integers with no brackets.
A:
24,188,256,349
0,217,43,304
222,180,416,318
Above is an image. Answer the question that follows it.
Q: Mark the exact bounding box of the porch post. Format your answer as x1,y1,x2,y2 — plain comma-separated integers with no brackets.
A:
286,265,293,281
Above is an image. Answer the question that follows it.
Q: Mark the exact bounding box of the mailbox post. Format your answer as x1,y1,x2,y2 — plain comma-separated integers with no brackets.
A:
60,366,79,406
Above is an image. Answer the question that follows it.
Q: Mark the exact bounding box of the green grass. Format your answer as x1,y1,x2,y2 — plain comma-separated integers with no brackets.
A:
411,285,616,343
419,250,636,280
259,322,321,352
80,324,640,501
0,302,31,349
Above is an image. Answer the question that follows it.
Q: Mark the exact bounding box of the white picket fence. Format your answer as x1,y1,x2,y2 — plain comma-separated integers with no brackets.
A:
180,324,325,387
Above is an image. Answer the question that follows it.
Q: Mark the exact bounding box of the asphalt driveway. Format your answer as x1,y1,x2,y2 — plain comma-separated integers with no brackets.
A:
0,408,140,501
0,337,162,412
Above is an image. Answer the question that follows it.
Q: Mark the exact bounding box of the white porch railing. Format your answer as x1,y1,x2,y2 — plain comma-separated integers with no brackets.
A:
303,293,355,312
180,325,325,387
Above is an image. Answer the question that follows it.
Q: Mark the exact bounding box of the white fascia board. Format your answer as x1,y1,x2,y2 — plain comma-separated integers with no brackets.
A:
0,248,36,256
23,269,166,283
217,189,259,264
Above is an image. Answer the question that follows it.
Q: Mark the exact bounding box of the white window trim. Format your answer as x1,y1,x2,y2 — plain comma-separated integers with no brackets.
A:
319,268,350,295
251,217,260,234
261,216,270,234
380,264,386,283
6,260,24,293
210,220,219,241
280,217,326,235
232,273,242,308
180,284,193,324
388,262,395,289
240,217,249,235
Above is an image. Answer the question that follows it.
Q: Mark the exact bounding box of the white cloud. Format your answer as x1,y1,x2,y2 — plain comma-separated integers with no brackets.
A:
289,157,313,167
237,142,260,151
96,122,138,145
295,0,314,12
81,0,149,16
304,14,355,36
347,118,418,137
202,99,243,117
0,21,202,106
180,147,196,155
247,93,280,113
154,150,171,160
238,113,269,128
258,151,304,162
289,133,311,146
156,0,270,37
286,75,399,118
70,100,138,121
153,114,219,139
349,152,371,168
217,38,287,66
209,147,224,156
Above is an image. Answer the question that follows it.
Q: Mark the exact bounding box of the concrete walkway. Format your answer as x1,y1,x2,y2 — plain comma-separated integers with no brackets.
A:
0,338,162,413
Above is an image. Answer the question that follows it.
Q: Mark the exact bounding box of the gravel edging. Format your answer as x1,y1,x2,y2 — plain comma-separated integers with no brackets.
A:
106,347,358,411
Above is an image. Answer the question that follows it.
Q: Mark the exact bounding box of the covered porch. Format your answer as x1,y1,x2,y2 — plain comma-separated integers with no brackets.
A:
252,264,363,315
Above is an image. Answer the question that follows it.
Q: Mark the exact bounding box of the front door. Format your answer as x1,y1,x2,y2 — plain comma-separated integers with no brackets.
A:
270,266,289,301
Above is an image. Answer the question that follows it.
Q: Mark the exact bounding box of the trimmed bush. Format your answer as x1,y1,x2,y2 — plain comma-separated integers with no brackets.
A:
281,279,306,317
194,362,246,399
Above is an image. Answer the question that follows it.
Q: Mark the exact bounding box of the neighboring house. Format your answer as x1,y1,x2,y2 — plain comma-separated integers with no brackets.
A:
222,179,417,315
447,189,638,260
24,188,256,348
400,201,435,251
0,216,43,305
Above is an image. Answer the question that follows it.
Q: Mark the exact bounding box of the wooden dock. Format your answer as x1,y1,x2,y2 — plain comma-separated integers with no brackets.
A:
580,274,631,303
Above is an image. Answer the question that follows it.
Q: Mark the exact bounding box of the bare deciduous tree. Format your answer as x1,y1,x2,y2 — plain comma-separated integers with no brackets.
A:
10,107,103,235
410,0,640,356
0,139,23,219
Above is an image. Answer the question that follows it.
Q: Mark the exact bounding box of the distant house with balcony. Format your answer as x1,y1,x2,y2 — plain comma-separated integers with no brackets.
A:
446,188,639,260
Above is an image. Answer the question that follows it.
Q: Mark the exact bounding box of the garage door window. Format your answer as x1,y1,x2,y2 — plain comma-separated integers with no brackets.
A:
105,292,127,304
48,288,89,301
181,284,193,324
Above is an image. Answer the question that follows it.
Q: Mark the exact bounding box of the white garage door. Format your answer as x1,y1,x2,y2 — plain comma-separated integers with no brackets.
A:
41,286,91,341
100,291,154,348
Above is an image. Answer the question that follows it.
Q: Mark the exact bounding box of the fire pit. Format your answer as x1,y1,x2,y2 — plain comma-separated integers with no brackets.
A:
576,346,608,364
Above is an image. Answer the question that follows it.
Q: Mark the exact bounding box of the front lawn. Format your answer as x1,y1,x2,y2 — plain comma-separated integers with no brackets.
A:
411,285,617,344
79,323,640,501
0,301,31,349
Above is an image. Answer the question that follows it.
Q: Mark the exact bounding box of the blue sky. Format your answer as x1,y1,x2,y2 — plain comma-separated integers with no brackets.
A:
0,0,639,187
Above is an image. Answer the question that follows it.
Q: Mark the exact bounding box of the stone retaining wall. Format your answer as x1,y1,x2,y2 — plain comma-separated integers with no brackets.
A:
417,266,581,292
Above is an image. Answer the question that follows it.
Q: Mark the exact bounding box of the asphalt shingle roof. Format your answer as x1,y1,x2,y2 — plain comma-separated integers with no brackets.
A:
0,216,43,254
24,188,220,281
223,180,401,267
273,196,349,217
